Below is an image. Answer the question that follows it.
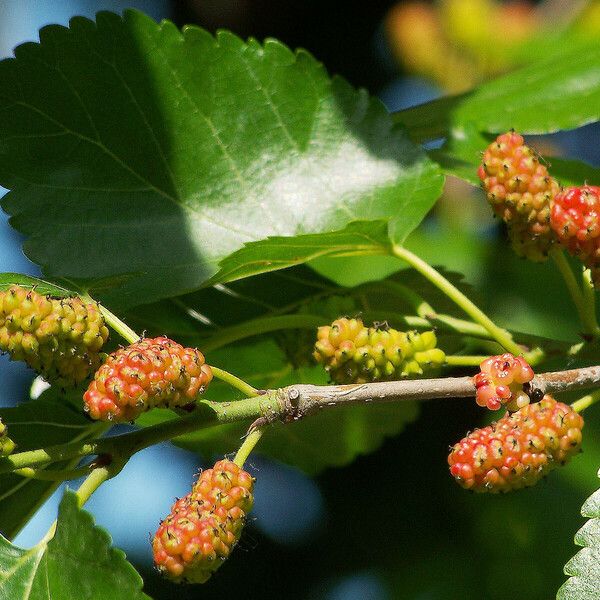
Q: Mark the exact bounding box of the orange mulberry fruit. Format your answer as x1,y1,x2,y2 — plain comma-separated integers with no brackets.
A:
478,131,559,261
83,336,212,422
153,459,254,583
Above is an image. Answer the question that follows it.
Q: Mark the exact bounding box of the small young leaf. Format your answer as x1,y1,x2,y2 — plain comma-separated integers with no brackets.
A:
0,491,149,599
557,468,600,600
209,220,391,285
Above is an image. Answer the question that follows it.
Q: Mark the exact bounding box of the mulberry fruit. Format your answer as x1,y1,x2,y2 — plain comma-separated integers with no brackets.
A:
276,295,360,368
83,336,213,422
0,285,109,387
153,459,254,583
313,317,445,384
0,418,15,456
550,185,600,285
448,395,583,493
478,131,559,261
473,353,534,411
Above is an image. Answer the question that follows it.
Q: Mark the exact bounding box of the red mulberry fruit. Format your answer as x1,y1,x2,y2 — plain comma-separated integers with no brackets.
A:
550,185,600,285
473,353,534,411
83,336,212,422
448,395,583,493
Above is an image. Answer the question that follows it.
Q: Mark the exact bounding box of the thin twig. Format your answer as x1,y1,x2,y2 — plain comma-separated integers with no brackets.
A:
3,365,600,476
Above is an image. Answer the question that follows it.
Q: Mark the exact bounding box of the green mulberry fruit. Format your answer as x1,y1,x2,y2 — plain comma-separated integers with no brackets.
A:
313,317,445,384
0,285,109,387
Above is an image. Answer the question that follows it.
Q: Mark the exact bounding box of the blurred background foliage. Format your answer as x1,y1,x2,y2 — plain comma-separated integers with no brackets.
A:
0,1,599,598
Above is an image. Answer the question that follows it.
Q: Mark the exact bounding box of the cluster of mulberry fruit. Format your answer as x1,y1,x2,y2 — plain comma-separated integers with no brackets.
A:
0,285,109,387
0,256,591,586
448,395,583,493
550,185,600,285
83,336,213,422
479,132,600,287
473,352,534,411
153,459,254,583
478,131,559,261
313,317,445,384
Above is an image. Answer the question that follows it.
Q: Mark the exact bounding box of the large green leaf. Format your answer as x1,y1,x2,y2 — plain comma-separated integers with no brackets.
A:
395,39,600,142
139,339,419,474
0,491,149,599
0,399,100,540
557,468,600,600
0,10,442,310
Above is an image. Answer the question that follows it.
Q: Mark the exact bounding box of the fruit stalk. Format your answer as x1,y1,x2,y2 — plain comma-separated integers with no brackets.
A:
392,245,524,355
550,248,600,336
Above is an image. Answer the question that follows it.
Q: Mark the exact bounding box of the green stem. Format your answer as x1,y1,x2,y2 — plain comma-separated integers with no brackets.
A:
0,395,280,475
426,314,494,339
371,281,435,318
14,465,91,482
363,281,513,341
210,366,259,397
582,267,598,330
550,249,600,336
108,397,275,454
200,315,324,353
365,310,506,341
233,428,264,468
95,303,140,344
391,245,523,355
74,466,113,508
444,355,487,367
571,389,600,413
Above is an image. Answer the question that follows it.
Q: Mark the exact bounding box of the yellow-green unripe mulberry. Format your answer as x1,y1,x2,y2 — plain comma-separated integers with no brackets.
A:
0,285,109,387
313,317,446,384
